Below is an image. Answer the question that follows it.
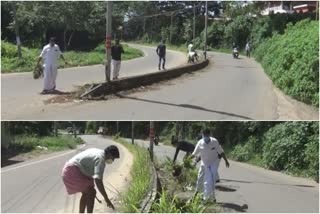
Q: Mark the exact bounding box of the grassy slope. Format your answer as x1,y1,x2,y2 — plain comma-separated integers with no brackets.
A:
1,41,144,73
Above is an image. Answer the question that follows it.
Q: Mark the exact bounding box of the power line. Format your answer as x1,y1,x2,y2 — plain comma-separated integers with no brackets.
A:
125,2,204,20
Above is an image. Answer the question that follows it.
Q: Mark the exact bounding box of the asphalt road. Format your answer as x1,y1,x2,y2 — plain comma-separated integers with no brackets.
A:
1,135,131,213
2,45,317,120
129,139,319,213
1,44,186,120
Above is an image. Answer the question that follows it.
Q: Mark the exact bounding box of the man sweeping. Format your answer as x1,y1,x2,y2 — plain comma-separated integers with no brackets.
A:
62,146,120,213
36,37,67,94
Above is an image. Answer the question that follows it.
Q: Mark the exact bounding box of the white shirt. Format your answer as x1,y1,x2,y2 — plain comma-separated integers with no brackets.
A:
40,44,62,66
192,137,223,166
188,44,194,53
68,148,106,179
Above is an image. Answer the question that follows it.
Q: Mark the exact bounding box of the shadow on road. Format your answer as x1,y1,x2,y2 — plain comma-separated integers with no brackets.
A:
115,93,253,120
221,178,316,188
218,202,248,212
1,159,24,168
216,185,237,192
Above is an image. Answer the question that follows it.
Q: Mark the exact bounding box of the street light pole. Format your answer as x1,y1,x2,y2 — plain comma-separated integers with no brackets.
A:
204,1,208,59
105,1,112,82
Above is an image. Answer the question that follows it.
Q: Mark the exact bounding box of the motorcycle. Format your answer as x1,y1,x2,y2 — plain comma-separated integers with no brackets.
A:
154,135,159,146
232,48,239,59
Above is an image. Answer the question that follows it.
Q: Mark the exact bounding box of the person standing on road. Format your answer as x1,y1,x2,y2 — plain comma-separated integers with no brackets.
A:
36,37,67,94
245,42,251,58
172,135,195,163
156,39,166,70
191,129,230,201
62,146,120,213
111,39,124,80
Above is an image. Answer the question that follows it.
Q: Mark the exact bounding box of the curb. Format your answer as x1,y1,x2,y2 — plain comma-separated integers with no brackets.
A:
80,59,209,99
140,164,159,213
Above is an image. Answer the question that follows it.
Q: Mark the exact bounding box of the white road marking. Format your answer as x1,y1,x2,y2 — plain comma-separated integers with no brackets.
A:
1,144,86,173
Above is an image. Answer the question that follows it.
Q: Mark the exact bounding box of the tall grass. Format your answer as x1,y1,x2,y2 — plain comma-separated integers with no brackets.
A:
1,41,144,73
8,135,84,153
113,137,152,212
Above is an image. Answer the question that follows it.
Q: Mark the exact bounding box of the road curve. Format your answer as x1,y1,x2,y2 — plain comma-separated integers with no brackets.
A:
1,135,132,213
130,139,319,213
1,44,186,120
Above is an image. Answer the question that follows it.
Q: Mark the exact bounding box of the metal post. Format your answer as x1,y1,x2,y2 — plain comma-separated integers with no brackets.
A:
193,3,196,42
204,1,208,59
105,1,112,82
131,121,134,144
149,121,154,162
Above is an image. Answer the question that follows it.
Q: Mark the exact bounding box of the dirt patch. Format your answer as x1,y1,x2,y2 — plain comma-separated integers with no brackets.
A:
274,87,319,120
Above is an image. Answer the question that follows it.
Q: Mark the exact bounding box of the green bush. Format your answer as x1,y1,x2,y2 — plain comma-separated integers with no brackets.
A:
230,136,258,162
304,136,319,181
254,19,319,106
262,122,317,173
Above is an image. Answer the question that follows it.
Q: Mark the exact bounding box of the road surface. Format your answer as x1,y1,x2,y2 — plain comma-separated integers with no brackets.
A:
129,139,319,213
2,45,317,120
1,44,186,120
1,135,133,213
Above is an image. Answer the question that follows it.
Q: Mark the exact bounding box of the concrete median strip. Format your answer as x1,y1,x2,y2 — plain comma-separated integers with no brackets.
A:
80,59,209,99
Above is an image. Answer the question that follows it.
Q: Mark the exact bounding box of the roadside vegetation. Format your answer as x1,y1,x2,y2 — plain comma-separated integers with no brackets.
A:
1,41,143,73
152,157,221,212
254,19,319,106
113,136,152,212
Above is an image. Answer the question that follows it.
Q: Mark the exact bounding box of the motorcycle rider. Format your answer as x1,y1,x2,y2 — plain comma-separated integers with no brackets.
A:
232,43,239,58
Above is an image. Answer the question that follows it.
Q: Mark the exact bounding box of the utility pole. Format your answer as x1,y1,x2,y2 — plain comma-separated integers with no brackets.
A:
193,3,196,42
73,123,77,138
105,1,112,82
131,121,134,144
149,121,154,162
116,121,119,134
53,122,58,137
170,13,174,44
204,1,208,59
13,2,22,59
316,1,319,21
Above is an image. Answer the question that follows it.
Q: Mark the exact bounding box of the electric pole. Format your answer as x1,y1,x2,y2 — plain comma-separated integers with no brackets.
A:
149,121,154,162
204,1,208,59
105,1,112,82
13,2,22,59
193,3,196,42
170,13,174,44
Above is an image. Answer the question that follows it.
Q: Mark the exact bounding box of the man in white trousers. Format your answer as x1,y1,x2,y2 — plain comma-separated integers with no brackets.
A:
37,37,67,94
194,152,221,194
191,129,230,201
111,39,124,80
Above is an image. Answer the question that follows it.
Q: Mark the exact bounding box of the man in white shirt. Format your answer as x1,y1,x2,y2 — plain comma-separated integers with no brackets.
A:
62,146,120,213
191,129,230,201
36,37,67,94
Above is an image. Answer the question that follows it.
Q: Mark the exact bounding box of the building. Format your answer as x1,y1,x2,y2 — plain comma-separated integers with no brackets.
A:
292,1,317,13
261,1,294,15
261,1,317,15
